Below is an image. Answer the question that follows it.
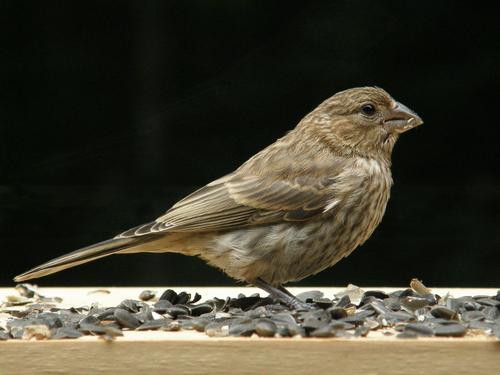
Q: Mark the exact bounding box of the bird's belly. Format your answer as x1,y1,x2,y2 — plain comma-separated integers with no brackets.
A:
201,179,391,286
201,222,330,285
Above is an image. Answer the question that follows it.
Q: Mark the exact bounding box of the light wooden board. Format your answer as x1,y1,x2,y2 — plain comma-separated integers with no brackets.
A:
0,286,499,375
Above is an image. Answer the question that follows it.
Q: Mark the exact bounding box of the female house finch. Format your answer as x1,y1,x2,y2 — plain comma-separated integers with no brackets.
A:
15,87,423,309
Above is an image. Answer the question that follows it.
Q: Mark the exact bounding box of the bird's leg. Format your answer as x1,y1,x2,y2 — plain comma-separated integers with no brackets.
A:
253,278,312,310
277,284,296,297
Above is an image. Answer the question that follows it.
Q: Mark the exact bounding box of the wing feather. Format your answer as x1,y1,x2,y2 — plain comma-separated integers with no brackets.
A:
116,171,337,238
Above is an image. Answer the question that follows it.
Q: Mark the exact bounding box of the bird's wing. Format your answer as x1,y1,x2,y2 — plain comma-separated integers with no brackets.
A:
116,172,340,237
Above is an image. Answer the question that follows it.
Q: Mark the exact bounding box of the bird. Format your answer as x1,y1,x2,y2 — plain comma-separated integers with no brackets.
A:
15,87,423,309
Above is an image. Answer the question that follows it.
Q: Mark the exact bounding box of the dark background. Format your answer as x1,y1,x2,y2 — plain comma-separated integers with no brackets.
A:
1,1,499,287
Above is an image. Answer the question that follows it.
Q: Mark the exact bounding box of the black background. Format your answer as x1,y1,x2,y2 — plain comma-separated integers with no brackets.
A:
1,1,499,287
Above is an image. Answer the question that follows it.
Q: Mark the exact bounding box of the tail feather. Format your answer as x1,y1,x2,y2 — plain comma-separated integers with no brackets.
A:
14,237,145,282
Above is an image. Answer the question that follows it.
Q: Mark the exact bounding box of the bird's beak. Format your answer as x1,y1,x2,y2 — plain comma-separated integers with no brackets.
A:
384,101,423,133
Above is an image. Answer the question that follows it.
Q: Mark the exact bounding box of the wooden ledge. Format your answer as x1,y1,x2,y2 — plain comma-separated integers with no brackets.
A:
1,286,499,375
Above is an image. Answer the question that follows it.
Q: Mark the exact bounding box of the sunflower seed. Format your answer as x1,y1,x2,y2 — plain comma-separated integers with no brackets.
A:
162,320,182,332
434,324,467,337
363,290,389,300
153,300,173,313
139,290,156,301
204,321,230,337
174,292,190,305
229,321,255,337
397,330,418,339
341,310,375,325
159,289,177,303
114,309,141,329
431,306,459,320
192,317,212,332
313,298,334,309
334,295,352,308
461,310,484,322
255,319,277,337
190,303,214,316
354,324,370,337
51,327,83,339
164,306,190,318
117,299,144,313
327,307,348,320
404,323,434,336
136,318,171,331
483,306,499,321
310,325,335,338
301,310,331,330
476,298,500,307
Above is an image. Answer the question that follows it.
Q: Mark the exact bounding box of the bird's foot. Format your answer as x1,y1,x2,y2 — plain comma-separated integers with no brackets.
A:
253,278,315,311
279,295,316,311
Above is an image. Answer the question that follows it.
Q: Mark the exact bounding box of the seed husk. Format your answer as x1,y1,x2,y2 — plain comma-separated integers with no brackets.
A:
335,284,365,306
400,296,430,312
15,284,37,298
4,295,32,306
296,290,324,303
410,278,432,296
22,325,51,340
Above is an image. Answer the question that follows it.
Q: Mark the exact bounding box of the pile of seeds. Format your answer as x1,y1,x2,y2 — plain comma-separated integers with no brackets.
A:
1,279,499,340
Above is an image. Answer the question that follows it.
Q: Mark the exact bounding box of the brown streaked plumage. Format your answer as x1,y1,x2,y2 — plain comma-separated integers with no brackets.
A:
14,87,423,308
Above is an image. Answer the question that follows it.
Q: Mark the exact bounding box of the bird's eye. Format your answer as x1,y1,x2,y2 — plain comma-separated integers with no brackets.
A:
361,104,376,116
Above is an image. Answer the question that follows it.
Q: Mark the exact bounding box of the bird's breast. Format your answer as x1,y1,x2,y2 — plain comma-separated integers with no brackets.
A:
328,157,393,254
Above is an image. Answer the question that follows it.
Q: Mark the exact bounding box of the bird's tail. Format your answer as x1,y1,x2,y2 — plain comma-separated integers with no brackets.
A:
13,237,147,282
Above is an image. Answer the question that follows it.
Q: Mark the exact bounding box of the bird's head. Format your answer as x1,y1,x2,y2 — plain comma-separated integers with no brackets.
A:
305,87,423,160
